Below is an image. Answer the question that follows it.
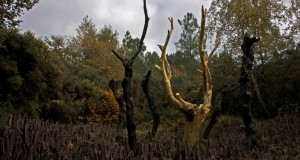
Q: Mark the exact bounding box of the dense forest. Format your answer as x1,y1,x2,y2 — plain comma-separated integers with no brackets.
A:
0,0,299,159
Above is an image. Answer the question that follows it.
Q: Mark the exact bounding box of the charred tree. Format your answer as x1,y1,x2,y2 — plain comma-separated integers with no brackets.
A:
112,0,149,151
141,70,160,138
203,82,240,139
108,80,125,142
239,35,260,147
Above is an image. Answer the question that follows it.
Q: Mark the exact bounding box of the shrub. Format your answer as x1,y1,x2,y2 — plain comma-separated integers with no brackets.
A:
95,90,119,124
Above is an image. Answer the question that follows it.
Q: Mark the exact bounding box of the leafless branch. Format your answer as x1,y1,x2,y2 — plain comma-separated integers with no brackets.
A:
208,41,220,60
130,0,150,63
112,50,125,63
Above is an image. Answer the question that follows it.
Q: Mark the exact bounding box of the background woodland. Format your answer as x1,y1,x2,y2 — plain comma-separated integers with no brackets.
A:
0,0,299,134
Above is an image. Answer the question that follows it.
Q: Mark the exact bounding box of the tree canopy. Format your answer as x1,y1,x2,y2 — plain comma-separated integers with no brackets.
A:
0,0,39,27
207,0,294,65
0,0,299,125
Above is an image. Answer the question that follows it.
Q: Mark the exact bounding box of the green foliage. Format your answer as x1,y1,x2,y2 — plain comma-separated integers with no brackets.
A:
72,16,98,60
144,51,160,69
1,4,299,127
207,0,291,62
210,52,240,90
76,16,97,38
122,31,146,58
166,51,201,103
257,48,300,116
0,28,62,117
0,0,39,27
175,12,199,59
41,17,126,123
42,99,83,123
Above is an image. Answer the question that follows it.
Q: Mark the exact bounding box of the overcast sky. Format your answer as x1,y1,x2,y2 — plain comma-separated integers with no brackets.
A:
19,0,211,53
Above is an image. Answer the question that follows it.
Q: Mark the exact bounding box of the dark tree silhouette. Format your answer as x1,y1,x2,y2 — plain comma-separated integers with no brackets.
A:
203,35,260,147
141,70,160,138
108,80,125,142
111,0,149,151
239,35,260,147
203,82,240,139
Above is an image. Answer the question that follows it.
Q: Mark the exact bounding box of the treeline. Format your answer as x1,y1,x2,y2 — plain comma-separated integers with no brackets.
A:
0,18,161,124
1,0,300,126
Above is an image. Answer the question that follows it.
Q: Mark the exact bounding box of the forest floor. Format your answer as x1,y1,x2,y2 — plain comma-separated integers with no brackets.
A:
0,114,299,159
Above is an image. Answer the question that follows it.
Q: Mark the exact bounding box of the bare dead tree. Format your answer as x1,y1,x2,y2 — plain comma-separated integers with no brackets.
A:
239,34,260,147
204,35,261,147
203,82,240,139
141,70,160,138
111,0,149,151
108,80,125,142
155,6,219,147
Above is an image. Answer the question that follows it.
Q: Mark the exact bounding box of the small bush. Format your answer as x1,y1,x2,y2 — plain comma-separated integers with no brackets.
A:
81,89,119,124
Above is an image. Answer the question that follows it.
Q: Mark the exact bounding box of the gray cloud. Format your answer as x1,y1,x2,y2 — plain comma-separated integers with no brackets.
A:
20,0,211,53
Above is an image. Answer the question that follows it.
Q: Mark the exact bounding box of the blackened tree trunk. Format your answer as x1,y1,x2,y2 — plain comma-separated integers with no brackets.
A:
203,35,261,144
141,70,160,138
112,0,149,151
122,65,136,150
109,80,125,142
203,82,240,139
239,35,260,147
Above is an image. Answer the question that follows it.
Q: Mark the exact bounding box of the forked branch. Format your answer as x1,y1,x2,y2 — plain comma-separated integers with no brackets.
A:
208,40,220,61
155,17,196,118
155,17,173,80
130,0,150,63
155,5,217,147
112,50,125,63
110,0,150,152
112,0,150,65
199,6,210,95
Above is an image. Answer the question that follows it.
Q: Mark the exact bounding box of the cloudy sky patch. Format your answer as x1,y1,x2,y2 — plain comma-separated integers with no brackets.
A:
20,0,211,53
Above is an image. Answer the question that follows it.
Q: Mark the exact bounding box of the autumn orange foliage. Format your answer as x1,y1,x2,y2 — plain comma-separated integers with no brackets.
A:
87,90,119,124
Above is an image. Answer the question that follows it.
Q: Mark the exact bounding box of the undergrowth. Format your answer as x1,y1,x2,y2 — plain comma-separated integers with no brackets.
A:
0,114,299,159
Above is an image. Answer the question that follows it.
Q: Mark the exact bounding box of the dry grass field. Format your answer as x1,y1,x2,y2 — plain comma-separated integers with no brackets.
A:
0,114,299,159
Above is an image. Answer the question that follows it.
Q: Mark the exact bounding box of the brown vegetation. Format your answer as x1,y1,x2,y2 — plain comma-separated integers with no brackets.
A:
1,114,299,159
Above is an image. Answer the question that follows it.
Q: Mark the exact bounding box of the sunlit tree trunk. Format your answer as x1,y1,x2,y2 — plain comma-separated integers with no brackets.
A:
155,6,218,147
